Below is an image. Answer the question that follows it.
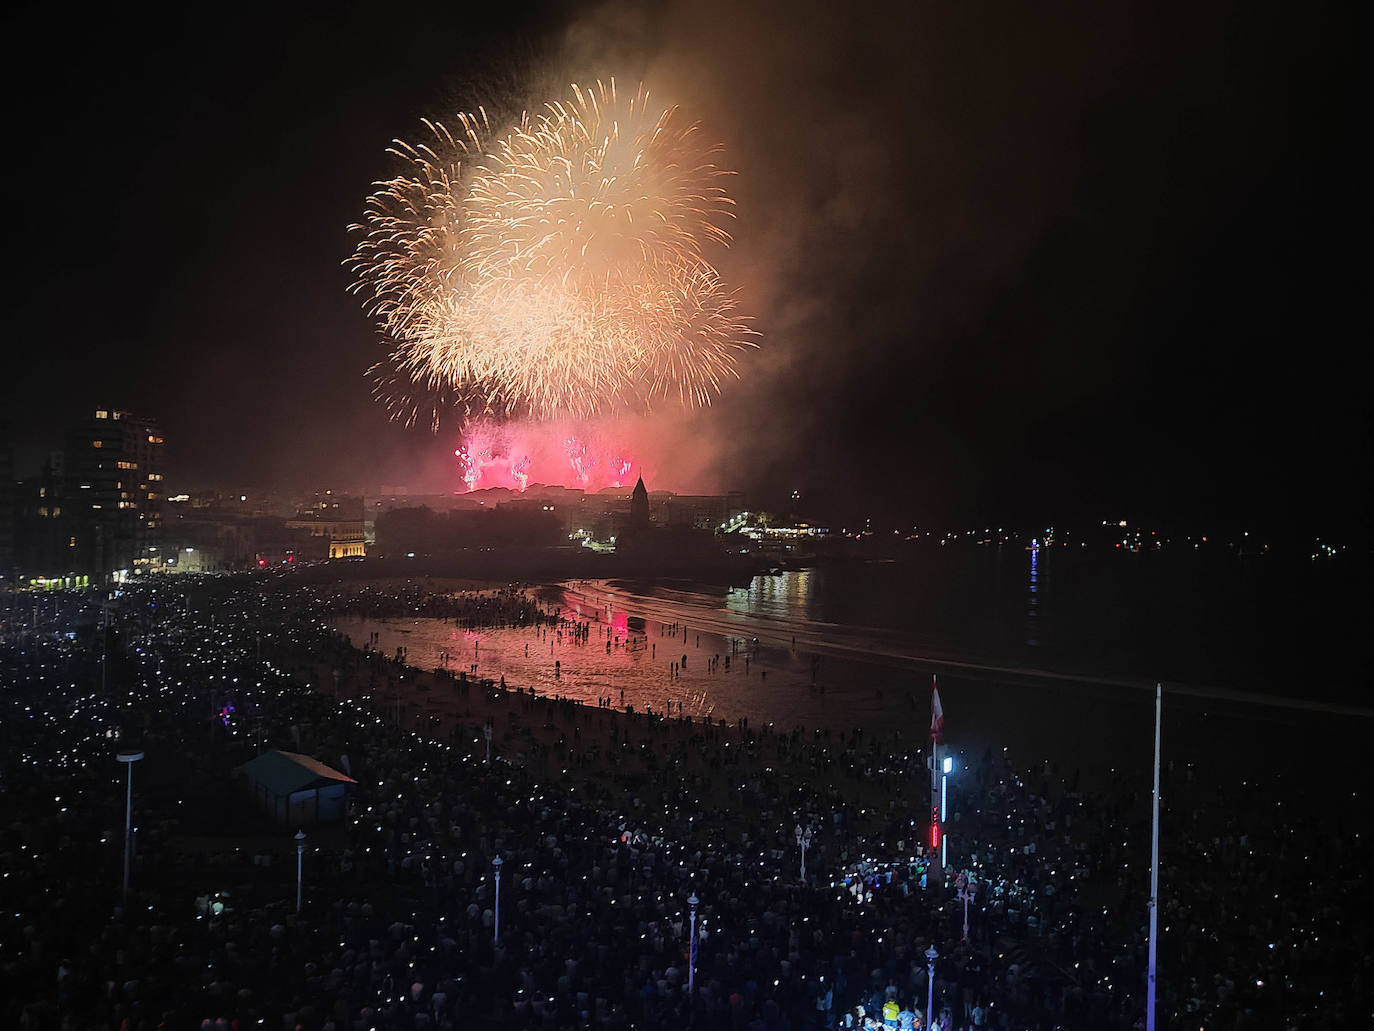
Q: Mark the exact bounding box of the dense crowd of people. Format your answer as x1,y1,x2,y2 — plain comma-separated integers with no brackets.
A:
310,580,555,630
0,573,1367,1030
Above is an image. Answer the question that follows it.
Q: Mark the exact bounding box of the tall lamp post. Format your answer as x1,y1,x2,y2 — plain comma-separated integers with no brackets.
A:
941,756,953,869
956,873,976,940
484,722,494,764
492,855,503,944
116,749,144,902
925,944,938,1029
687,893,699,999
295,829,306,912
101,600,109,694
794,824,813,884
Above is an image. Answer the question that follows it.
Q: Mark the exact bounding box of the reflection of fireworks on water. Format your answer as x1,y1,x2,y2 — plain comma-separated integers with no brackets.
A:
349,79,756,428
454,417,639,492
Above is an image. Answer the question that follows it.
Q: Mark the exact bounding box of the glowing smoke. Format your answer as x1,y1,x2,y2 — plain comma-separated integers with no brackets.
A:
454,416,641,493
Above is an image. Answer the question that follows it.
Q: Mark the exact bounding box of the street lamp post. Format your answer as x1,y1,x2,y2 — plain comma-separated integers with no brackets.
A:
295,830,306,912
101,600,109,694
794,824,813,884
116,749,144,902
956,873,976,940
687,893,699,1000
925,944,938,1029
492,855,503,944
484,722,493,764
941,755,953,869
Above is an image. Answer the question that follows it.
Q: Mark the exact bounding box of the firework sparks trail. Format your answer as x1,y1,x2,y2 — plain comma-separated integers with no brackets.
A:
349,80,756,427
454,444,484,491
451,417,642,493
562,437,594,487
511,453,531,492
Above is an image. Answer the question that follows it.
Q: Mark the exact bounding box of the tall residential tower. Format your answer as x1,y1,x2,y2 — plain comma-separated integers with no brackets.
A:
65,409,165,578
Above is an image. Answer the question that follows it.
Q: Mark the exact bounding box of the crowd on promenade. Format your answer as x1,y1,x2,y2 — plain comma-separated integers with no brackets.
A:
0,572,1367,1031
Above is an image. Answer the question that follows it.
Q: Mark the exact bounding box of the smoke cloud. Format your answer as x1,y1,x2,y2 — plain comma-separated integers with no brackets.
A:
494,0,1099,512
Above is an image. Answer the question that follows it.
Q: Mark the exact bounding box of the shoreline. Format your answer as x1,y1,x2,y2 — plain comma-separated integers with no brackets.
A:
586,577,1374,717
340,573,1374,720
319,576,1371,792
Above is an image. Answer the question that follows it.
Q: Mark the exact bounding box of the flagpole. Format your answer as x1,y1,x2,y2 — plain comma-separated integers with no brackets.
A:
1146,683,1161,1031
932,732,939,854
931,675,941,876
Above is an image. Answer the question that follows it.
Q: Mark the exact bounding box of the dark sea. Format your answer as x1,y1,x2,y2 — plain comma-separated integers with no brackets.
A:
655,545,1372,705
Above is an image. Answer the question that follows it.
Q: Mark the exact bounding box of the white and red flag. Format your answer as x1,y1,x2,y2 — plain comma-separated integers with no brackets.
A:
930,676,944,743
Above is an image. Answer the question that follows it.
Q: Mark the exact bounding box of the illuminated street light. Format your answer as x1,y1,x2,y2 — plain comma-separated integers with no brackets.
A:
940,757,953,868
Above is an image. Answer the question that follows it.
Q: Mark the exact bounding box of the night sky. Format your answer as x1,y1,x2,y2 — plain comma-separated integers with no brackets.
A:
4,0,1365,534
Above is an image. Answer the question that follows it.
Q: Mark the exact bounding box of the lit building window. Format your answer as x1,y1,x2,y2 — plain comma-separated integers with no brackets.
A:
92,440,103,448
96,410,108,419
